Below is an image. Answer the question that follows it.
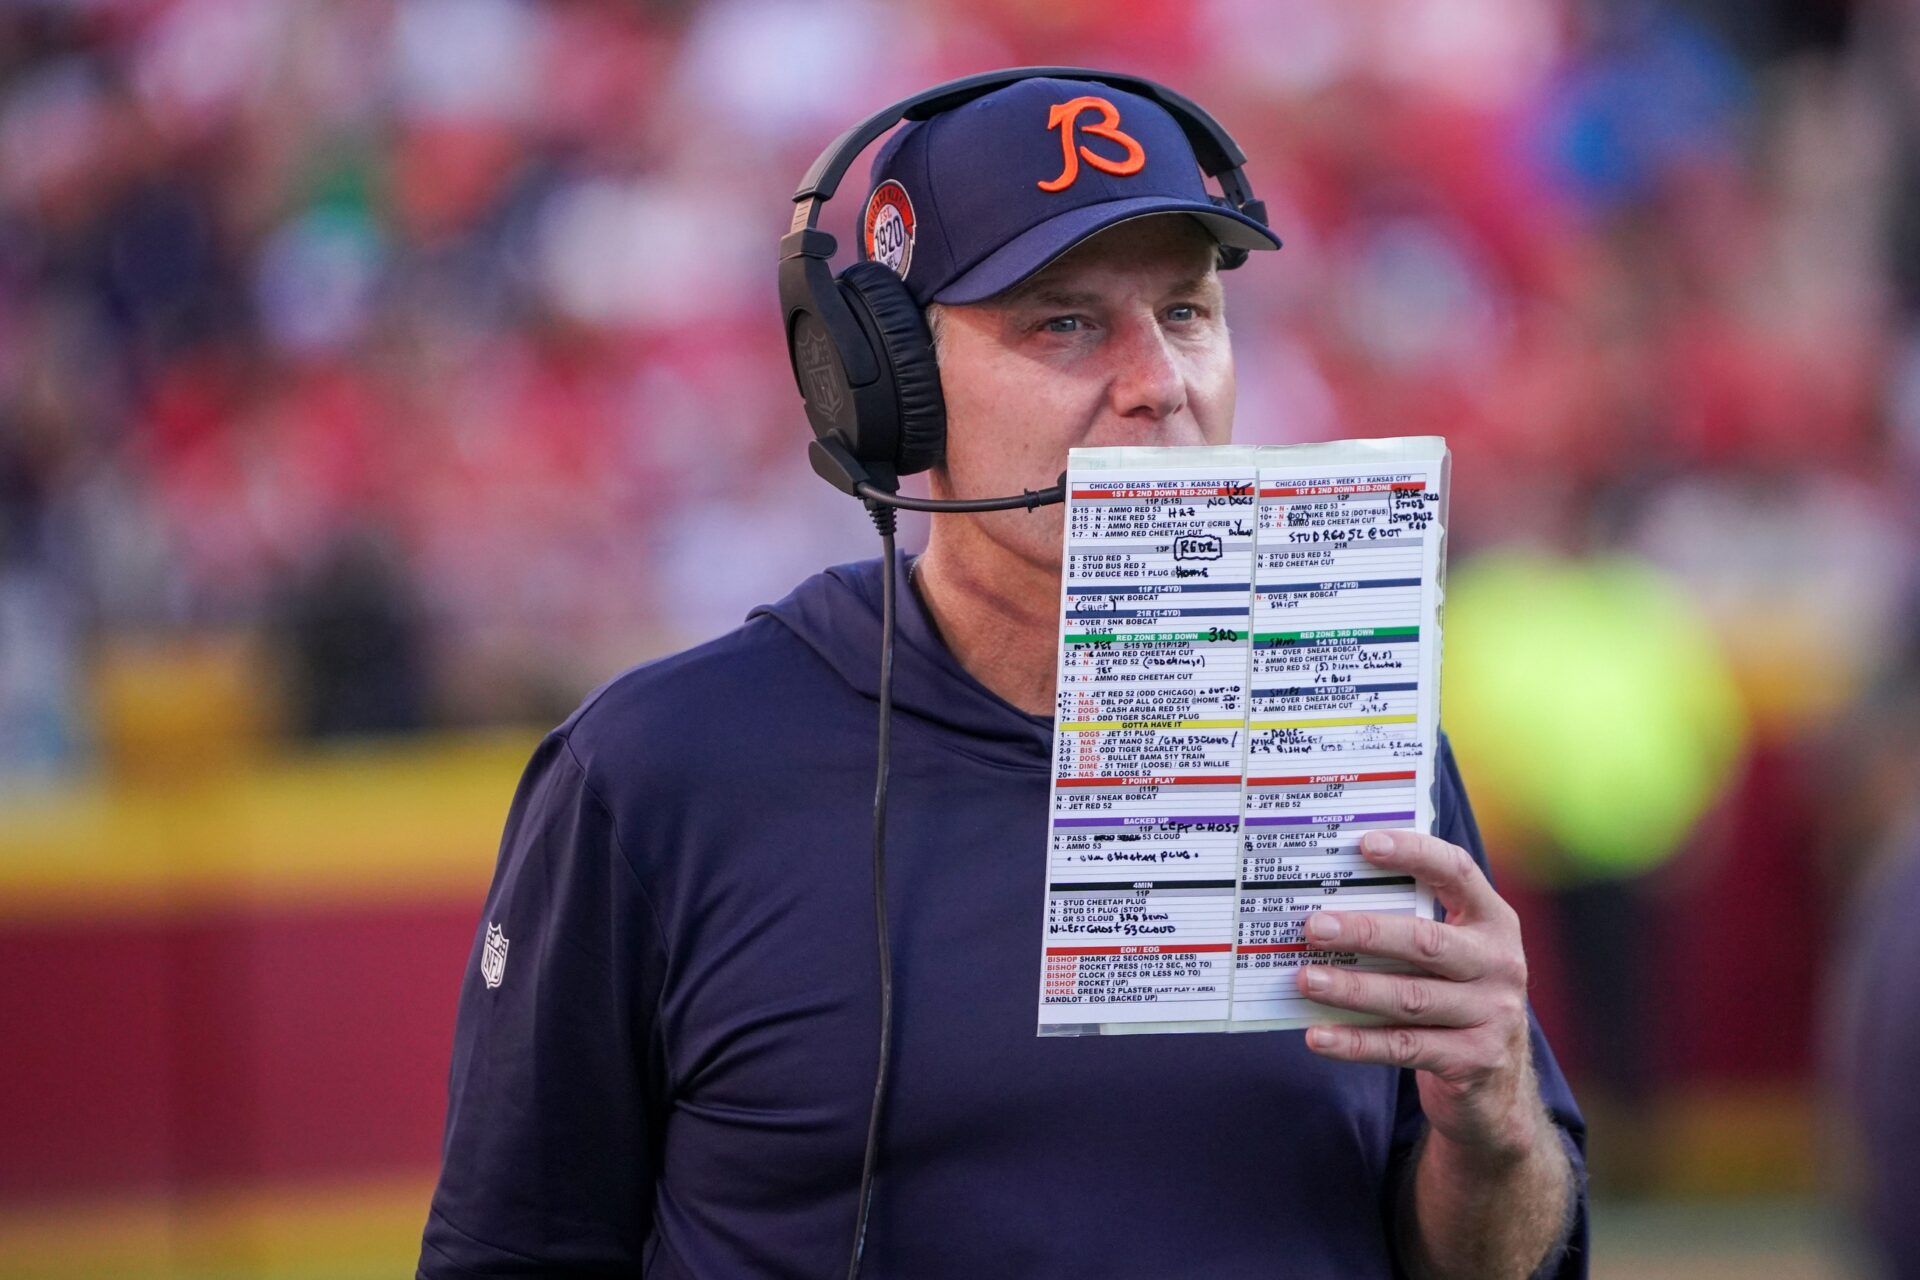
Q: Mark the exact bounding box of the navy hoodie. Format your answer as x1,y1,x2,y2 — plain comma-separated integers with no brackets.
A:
419,555,1589,1278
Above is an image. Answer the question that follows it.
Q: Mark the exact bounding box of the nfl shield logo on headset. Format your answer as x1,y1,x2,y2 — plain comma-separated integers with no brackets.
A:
481,922,510,989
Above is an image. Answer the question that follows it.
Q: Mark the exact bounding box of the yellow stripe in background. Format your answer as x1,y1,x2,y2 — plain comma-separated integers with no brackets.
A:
0,1173,436,1280
0,730,541,922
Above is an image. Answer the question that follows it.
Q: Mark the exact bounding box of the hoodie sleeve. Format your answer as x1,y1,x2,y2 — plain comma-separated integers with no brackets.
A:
419,730,671,1278
1381,733,1591,1279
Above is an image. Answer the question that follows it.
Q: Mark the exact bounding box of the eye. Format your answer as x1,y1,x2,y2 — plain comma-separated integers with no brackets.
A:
1043,315,1084,333
1166,303,1199,323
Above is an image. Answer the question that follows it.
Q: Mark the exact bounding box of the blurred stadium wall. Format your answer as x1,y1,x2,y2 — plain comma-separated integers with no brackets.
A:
1,1,1917,1276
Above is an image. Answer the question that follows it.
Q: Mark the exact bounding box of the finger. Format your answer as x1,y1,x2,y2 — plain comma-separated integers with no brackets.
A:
1296,965,1483,1028
1302,908,1489,980
1359,829,1512,927
1304,1022,1467,1075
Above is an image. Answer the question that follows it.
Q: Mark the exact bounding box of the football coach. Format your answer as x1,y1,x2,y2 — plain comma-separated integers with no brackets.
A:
418,69,1588,1279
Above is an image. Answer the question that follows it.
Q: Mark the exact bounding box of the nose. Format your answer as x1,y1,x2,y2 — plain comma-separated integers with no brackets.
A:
1105,311,1186,425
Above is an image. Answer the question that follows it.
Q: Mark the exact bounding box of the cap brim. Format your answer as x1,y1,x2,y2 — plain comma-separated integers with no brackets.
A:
929,197,1282,305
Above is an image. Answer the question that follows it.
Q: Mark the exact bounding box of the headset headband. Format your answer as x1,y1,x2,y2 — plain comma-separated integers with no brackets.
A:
787,66,1264,236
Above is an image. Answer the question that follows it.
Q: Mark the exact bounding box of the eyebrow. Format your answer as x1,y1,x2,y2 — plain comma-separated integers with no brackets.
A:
1162,273,1220,300
1010,286,1104,309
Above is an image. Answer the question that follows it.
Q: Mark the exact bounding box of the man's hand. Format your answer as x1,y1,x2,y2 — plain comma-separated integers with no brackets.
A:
1295,828,1576,1278
1295,827,1541,1158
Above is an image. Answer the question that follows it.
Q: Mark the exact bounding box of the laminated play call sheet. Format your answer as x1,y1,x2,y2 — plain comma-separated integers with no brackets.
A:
1037,438,1449,1036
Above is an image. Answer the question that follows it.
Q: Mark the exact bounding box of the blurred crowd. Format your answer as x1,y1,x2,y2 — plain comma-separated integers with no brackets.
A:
4,0,1920,1262
0,0,1913,761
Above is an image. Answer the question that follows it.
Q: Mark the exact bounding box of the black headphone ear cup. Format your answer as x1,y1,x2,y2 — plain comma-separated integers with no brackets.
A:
838,261,947,476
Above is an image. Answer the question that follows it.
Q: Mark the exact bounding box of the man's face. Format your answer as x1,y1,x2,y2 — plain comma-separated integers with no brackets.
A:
929,215,1235,573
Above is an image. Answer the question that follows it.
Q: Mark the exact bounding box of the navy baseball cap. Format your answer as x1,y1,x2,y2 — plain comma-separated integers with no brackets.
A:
858,76,1280,307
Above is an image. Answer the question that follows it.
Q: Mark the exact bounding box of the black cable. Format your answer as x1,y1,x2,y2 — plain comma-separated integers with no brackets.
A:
842,480,1060,1277
847,498,899,1280
855,479,1063,513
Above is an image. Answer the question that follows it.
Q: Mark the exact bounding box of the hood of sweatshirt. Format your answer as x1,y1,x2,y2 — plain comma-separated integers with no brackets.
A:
749,554,1052,772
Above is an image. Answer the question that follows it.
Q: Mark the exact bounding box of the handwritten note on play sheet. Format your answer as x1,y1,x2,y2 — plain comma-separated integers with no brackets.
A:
1037,438,1449,1037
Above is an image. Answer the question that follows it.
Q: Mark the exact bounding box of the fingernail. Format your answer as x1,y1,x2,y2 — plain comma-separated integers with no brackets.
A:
1308,913,1341,942
1361,831,1392,857
1302,968,1329,994
1308,1027,1336,1049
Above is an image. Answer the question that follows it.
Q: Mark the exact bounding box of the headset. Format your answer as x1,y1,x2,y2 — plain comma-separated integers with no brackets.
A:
777,66,1271,1280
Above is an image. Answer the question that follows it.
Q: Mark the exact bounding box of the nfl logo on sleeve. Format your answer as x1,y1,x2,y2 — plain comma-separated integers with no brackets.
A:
481,922,510,989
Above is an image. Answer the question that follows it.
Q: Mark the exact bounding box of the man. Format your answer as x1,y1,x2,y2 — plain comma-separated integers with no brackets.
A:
420,76,1587,1279
1840,829,1920,1277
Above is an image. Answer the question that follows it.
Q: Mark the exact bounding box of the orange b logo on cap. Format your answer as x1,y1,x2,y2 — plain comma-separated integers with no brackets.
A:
1039,96,1146,192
